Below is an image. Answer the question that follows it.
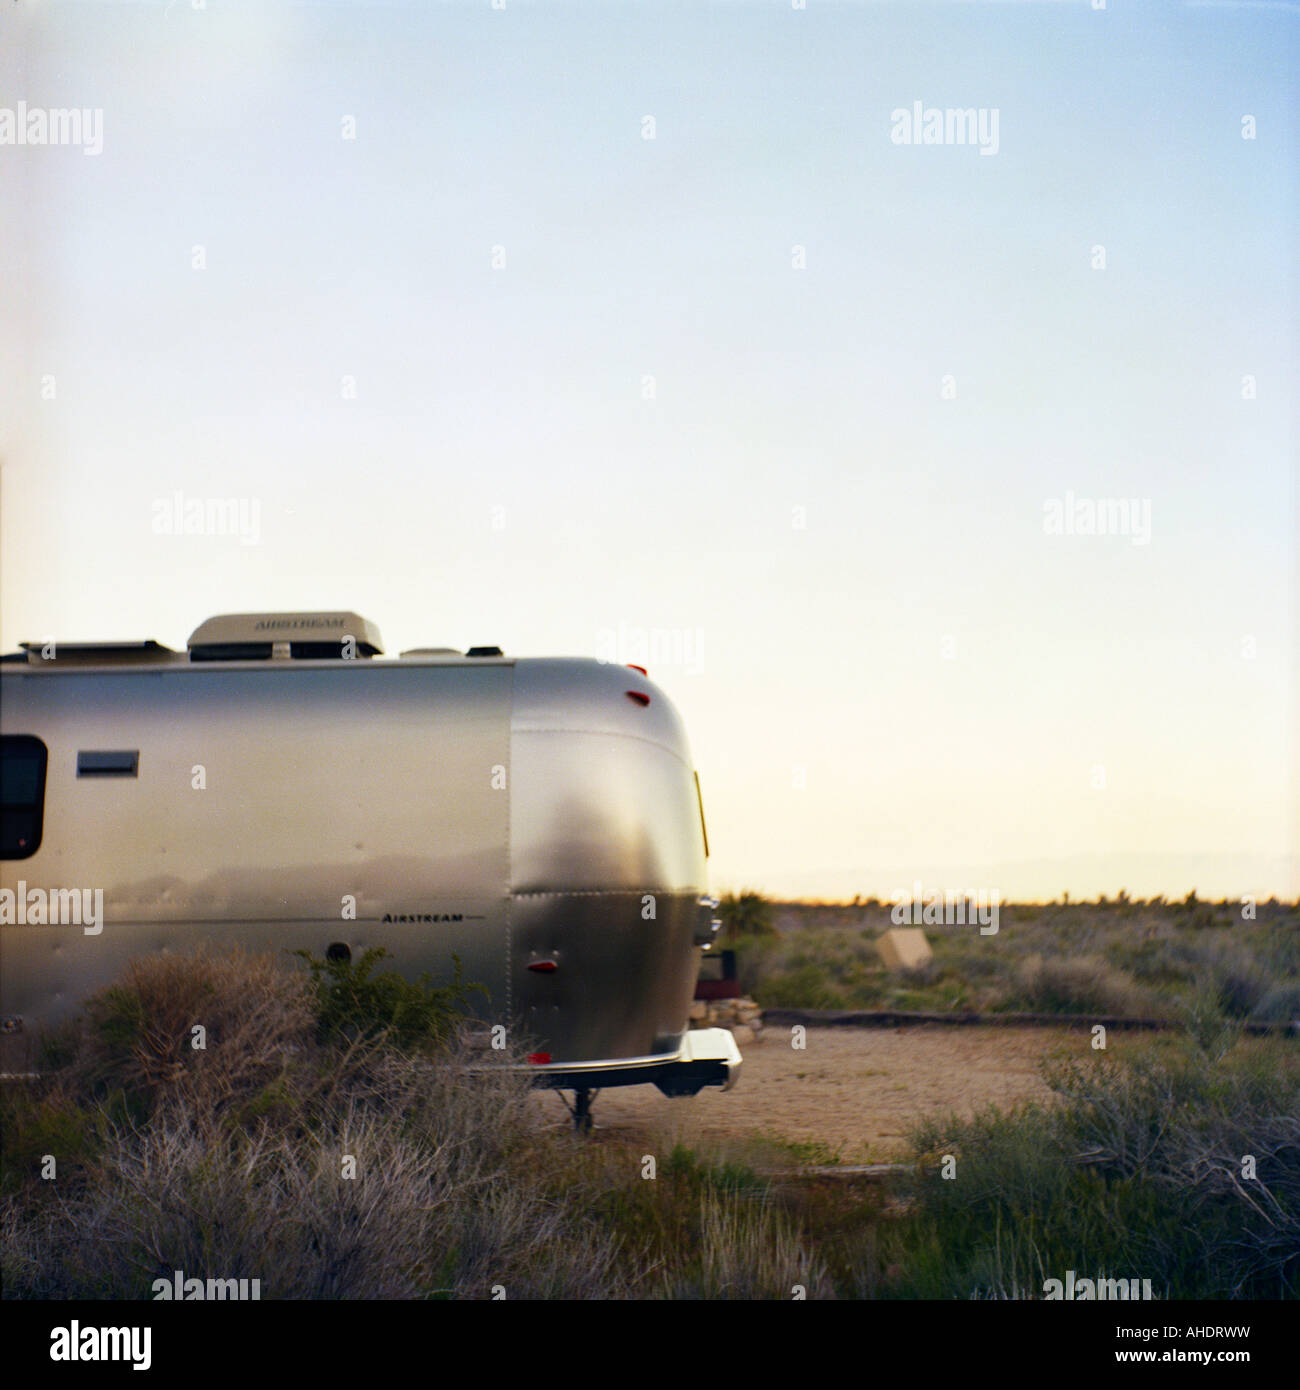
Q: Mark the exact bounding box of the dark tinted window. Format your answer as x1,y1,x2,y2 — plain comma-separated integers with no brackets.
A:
77,750,138,778
1,735,48,859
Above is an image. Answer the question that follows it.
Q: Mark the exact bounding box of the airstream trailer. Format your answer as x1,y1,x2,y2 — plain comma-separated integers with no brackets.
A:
0,612,740,1122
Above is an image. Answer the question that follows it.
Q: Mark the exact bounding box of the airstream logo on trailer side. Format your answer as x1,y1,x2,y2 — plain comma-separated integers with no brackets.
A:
382,912,466,923
0,882,103,934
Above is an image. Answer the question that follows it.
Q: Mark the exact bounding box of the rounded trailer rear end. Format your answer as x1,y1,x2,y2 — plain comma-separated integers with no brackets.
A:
508,657,740,1115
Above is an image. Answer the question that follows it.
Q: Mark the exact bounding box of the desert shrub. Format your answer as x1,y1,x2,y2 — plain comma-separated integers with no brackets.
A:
681,1191,833,1299
753,963,844,1010
731,932,782,996
1173,986,1245,1060
0,1089,101,1195
71,947,317,1116
719,891,775,940
1013,954,1150,1017
1252,982,1300,1025
898,960,943,989
896,1102,1143,1298
1179,890,1228,930
877,1032,1300,1299
0,1017,631,1299
661,1142,765,1197
1107,936,1190,988
1256,923,1300,977
1212,959,1271,1019
567,1142,830,1299
295,946,485,1051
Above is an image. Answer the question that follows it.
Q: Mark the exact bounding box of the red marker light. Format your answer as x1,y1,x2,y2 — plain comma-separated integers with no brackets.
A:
626,664,647,675
527,1052,552,1065
626,690,650,707
527,960,558,973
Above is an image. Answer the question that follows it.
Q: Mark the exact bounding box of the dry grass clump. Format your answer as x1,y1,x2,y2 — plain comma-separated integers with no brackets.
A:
70,946,317,1115
1,947,628,1299
893,1033,1300,1299
1013,953,1153,1017
688,1192,833,1300
3,1038,623,1299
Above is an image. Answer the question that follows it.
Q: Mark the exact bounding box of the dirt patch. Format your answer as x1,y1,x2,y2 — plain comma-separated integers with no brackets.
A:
533,1025,1117,1161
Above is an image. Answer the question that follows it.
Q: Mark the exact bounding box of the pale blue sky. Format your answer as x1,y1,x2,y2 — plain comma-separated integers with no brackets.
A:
2,1,1296,900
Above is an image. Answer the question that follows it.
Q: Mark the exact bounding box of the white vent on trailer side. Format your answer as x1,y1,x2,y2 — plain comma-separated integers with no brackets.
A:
186,611,384,661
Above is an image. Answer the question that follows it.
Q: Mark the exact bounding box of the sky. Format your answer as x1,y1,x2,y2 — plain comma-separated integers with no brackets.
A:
2,0,1296,902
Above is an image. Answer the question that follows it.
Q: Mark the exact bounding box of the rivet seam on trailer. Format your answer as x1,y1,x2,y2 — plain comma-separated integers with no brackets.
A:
511,890,690,899
509,725,691,767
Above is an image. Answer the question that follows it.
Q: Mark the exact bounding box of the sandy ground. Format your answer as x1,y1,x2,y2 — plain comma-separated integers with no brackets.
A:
531,1025,1104,1161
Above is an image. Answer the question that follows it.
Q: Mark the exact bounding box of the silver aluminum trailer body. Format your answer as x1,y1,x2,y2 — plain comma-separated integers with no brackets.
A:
0,615,739,1097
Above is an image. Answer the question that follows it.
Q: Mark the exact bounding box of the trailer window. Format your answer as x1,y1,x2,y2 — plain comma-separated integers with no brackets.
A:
77,750,139,778
1,735,48,859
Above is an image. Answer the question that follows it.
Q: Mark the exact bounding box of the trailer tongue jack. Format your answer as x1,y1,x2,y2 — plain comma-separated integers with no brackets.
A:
559,1088,599,1134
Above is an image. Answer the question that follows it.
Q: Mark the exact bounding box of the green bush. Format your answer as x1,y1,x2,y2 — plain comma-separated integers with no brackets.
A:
66,947,317,1118
718,891,775,941
1012,954,1150,1016
881,1033,1300,1299
754,964,844,1010
294,947,485,1051
1214,961,1270,1019
0,1090,100,1195
1252,982,1300,1025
